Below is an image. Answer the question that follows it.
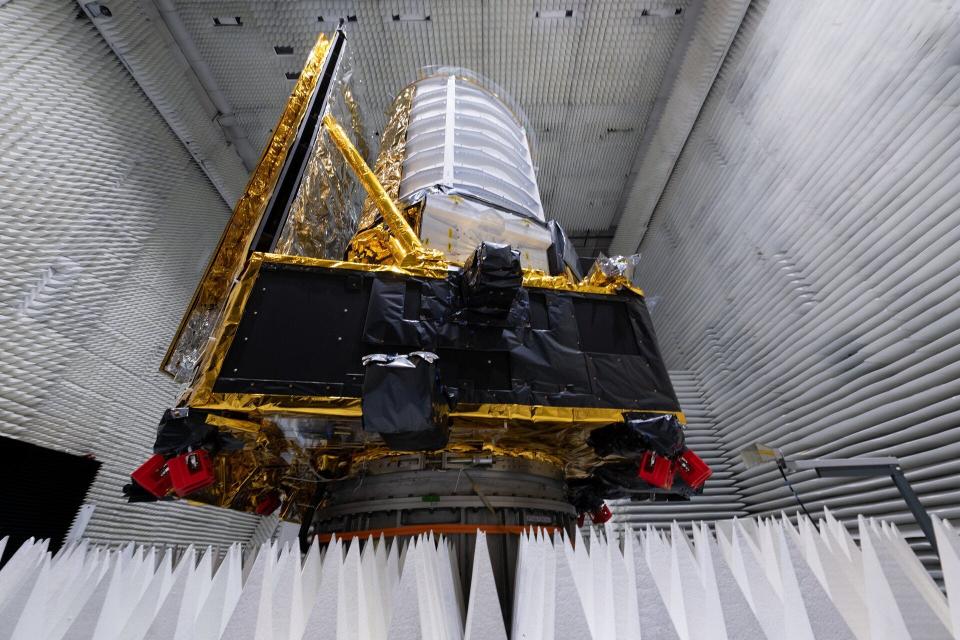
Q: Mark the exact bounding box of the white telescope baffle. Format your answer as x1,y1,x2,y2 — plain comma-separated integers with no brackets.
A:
0,509,958,639
398,73,552,271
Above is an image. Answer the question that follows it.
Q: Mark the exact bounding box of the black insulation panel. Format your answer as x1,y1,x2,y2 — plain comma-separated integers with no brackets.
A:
214,263,680,413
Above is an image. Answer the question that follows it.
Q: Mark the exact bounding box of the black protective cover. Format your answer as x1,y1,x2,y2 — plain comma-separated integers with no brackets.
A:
587,414,685,459
214,262,680,415
361,355,450,450
152,409,243,457
546,220,584,280
459,242,522,320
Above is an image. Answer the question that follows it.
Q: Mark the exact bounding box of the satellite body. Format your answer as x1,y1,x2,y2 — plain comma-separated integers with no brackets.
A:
131,32,710,592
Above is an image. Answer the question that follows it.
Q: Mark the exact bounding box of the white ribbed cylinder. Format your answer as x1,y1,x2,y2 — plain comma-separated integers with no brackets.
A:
400,73,544,221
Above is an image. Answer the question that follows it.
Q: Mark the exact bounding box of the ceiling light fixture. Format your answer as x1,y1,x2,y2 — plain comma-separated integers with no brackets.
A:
535,9,574,19
392,14,431,22
212,16,243,27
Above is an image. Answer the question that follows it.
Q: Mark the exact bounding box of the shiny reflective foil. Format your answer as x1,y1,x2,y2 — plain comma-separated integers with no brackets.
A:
347,85,419,264
275,51,368,259
183,404,685,519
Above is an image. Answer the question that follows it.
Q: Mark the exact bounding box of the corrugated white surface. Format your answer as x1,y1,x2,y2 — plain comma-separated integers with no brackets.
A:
636,0,960,566
610,370,747,524
0,0,259,551
81,0,252,206
608,0,749,255
171,0,691,235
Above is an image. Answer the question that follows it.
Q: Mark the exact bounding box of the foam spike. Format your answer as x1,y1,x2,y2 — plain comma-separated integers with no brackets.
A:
301,538,322,617
374,534,392,628
219,544,274,640
48,549,104,640
797,515,869,640
193,545,241,640
933,516,960,638
62,552,120,640
859,517,951,639
857,517,923,639
643,525,674,614
116,548,174,640
609,527,640,640
8,550,52,640
618,526,641,640
338,537,362,640
21,543,92,640
689,524,725,639
173,545,212,640
387,539,425,640
435,536,463,639
386,537,400,602
571,525,593,632
464,532,506,640
551,534,594,640
669,521,707,640
0,513,955,639
881,521,949,627
591,526,615,638
543,531,557,640
729,520,785,638
511,529,531,638
757,519,784,601
0,539,45,634
776,523,855,640
273,541,301,640
444,537,465,629
359,535,385,640
143,547,195,640
624,532,676,639
301,537,342,640
698,523,765,639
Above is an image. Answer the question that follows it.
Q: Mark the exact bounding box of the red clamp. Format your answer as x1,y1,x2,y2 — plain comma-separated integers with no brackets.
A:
255,491,282,516
166,449,216,497
637,450,675,489
131,454,172,498
675,448,712,490
589,503,613,524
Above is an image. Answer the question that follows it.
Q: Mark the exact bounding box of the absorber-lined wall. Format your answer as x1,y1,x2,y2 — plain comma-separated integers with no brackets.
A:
0,0,258,550
635,0,960,565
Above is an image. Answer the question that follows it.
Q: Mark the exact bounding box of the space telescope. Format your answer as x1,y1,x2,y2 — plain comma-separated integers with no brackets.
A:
129,30,710,597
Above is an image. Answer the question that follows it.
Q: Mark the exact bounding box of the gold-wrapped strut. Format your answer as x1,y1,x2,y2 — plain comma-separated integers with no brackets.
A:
274,50,368,260
522,269,645,297
355,85,416,233
322,113,443,267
